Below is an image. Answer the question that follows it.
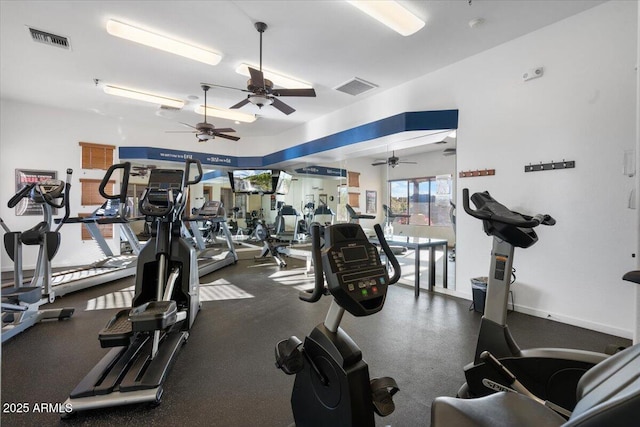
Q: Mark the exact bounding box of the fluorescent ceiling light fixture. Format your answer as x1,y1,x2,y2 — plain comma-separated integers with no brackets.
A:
103,85,184,109
235,63,312,89
195,105,257,123
106,19,222,65
347,1,425,36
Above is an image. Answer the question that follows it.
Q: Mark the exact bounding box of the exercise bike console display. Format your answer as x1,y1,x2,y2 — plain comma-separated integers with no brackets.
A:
322,228,390,316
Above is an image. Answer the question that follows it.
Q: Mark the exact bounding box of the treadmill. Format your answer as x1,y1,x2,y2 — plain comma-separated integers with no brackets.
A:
184,200,238,277
51,163,143,298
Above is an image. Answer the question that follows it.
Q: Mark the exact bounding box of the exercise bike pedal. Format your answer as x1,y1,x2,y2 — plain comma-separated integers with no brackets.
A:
275,336,304,375
370,377,399,417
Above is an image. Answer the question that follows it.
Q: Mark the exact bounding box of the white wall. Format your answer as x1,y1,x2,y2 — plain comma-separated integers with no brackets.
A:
0,1,637,338
250,1,639,337
0,100,127,270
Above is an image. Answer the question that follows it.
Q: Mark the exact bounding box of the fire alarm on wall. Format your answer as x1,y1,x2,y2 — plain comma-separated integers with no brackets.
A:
523,67,544,81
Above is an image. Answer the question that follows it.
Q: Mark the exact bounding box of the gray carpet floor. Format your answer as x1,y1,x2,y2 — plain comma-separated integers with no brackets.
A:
1,254,630,426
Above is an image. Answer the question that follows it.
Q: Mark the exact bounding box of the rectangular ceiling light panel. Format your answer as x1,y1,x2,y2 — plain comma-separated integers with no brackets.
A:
347,1,425,36
103,85,185,109
106,19,222,65
195,105,257,123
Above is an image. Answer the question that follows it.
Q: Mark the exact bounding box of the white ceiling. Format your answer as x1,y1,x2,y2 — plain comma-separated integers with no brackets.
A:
0,0,605,161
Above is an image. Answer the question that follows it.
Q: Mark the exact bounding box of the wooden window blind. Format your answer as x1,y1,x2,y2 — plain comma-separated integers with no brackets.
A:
79,142,115,170
347,171,360,188
80,179,114,206
348,193,360,207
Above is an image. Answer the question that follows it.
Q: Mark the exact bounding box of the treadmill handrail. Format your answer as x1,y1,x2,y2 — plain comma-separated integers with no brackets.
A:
462,188,555,228
373,223,401,285
299,224,324,302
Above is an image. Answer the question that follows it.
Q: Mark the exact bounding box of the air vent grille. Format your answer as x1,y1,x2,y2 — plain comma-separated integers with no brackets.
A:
29,27,70,50
334,77,378,96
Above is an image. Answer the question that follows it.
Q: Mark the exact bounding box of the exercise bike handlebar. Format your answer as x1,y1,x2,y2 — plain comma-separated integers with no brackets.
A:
373,223,401,285
299,224,325,303
462,188,555,228
99,162,131,202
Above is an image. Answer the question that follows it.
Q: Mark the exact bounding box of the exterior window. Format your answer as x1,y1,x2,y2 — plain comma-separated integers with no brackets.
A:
388,175,452,226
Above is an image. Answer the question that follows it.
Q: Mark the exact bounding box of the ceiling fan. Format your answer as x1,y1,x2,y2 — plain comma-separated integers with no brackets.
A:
204,22,316,115
371,151,418,168
166,85,239,142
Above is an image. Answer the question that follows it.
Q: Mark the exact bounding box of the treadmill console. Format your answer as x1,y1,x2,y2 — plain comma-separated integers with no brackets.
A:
322,223,389,316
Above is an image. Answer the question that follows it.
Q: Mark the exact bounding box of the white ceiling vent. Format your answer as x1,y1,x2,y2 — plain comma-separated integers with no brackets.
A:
334,77,378,96
28,27,70,50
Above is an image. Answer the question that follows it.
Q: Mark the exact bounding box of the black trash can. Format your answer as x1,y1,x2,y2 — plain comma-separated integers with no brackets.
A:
470,277,488,314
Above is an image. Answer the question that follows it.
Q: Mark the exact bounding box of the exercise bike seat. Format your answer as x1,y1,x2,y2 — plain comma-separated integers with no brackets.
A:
431,343,640,427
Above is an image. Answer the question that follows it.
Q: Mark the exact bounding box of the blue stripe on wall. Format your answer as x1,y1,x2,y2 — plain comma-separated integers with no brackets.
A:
119,109,458,168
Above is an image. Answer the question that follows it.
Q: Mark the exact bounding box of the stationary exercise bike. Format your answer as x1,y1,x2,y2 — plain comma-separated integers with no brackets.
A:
459,188,608,411
1,170,74,342
64,159,203,415
275,222,401,426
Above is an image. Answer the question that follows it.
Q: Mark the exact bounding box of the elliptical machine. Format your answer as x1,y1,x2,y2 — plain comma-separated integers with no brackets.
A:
1,170,74,342
275,222,401,426
64,160,203,415
459,188,608,411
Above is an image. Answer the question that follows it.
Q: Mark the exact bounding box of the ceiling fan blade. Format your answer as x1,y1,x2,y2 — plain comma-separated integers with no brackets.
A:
213,128,236,133
272,88,316,97
179,122,198,130
165,130,197,133
230,98,251,109
371,161,388,166
248,67,265,88
271,97,295,115
214,132,240,141
398,161,418,165
201,82,249,93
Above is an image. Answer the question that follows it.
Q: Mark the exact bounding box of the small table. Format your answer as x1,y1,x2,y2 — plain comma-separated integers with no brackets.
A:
371,235,448,297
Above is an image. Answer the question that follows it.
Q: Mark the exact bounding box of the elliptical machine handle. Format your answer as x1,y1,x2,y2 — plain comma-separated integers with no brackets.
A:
462,188,553,228
8,183,35,208
54,169,73,232
299,224,325,302
99,162,131,202
373,224,401,285
183,159,203,187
